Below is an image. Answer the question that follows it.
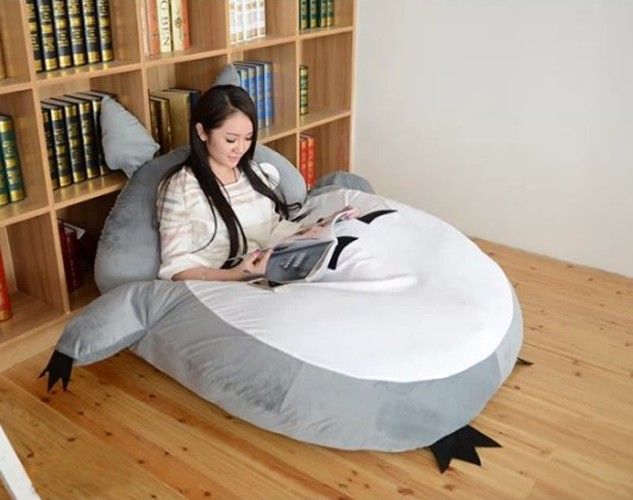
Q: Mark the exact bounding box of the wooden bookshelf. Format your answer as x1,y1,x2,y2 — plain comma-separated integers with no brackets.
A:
0,0,356,370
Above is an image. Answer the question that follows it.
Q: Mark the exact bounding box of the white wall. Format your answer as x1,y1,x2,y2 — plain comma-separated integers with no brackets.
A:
352,0,633,277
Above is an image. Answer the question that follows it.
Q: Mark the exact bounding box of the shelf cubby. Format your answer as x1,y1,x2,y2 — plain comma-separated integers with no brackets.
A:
0,2,34,84
0,89,51,224
56,191,118,311
302,116,351,178
147,55,229,95
264,133,298,167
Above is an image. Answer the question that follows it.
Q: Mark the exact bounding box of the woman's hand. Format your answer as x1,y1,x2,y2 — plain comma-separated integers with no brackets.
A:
235,248,272,278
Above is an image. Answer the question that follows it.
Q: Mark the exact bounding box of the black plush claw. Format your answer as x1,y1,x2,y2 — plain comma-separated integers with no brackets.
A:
516,357,533,366
357,209,397,224
429,425,501,473
39,350,74,392
328,236,358,270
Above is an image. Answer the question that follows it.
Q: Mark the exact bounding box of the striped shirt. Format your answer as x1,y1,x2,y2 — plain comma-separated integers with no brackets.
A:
156,161,300,280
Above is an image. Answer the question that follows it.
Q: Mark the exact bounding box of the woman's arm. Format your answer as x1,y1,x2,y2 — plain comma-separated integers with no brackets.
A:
172,249,272,282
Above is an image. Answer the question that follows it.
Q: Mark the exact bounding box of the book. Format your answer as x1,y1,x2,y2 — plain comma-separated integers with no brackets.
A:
72,91,109,175
82,0,101,64
249,60,273,127
229,0,237,44
144,0,160,55
326,0,334,26
0,115,26,203
299,134,308,185
151,89,190,148
54,96,99,179
41,108,60,190
148,97,161,147
41,103,73,187
234,62,263,126
26,0,45,73
318,0,327,27
233,0,244,43
44,98,86,184
255,0,266,38
169,87,201,114
247,207,357,285
0,149,9,205
244,0,257,41
299,64,308,115
299,0,308,31
157,0,172,53
308,0,318,29
170,0,190,51
51,0,72,69
96,0,114,61
35,0,60,71
149,95,172,153
300,132,315,188
67,0,87,66
0,247,11,322
58,220,83,293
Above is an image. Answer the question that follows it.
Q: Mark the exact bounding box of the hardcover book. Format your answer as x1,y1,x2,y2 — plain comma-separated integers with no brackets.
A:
67,0,87,66
51,0,72,68
26,0,45,72
0,115,26,203
41,109,60,190
151,90,191,148
82,0,102,64
44,98,86,184
96,0,114,61
35,0,60,71
41,103,73,187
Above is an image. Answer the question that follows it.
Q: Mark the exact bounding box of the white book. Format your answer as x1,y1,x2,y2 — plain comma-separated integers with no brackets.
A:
156,0,172,53
170,0,185,51
234,0,244,43
229,0,237,44
244,0,257,41
256,0,266,38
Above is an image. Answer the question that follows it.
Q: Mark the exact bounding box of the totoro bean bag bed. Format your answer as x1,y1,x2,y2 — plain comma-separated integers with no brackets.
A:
41,142,523,472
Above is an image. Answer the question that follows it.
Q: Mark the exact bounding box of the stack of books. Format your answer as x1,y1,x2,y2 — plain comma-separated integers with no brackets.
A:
142,0,190,56
299,0,334,30
235,60,273,129
0,247,11,322
299,64,308,115
230,0,266,44
27,0,114,73
149,88,201,153
41,91,113,190
299,133,316,188
0,115,26,207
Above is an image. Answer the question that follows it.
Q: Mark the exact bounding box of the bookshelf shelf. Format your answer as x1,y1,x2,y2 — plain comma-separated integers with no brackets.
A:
300,108,351,130
53,173,127,209
0,0,356,370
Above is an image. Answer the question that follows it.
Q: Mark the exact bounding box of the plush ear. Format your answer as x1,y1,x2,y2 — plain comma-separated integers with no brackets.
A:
213,64,241,87
100,96,160,177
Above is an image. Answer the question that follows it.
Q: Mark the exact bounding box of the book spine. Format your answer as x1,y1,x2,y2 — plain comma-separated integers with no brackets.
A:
327,0,334,26
246,0,257,40
170,0,184,51
305,133,315,188
67,0,87,66
76,100,99,179
145,0,160,55
254,64,265,128
26,0,45,73
42,109,60,190
148,98,161,151
157,0,172,53
61,104,87,183
154,97,172,152
308,0,318,28
229,0,236,44
81,0,101,64
234,0,244,43
0,148,9,206
299,135,308,184
0,248,11,322
35,0,60,71
262,61,273,126
299,64,308,115
0,116,26,203
46,106,73,187
318,0,326,27
299,0,308,31
51,0,72,68
58,221,82,292
180,0,190,49
96,0,114,62
256,0,266,38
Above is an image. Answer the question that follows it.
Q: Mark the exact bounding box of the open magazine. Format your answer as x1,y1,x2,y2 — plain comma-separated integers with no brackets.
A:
249,207,357,289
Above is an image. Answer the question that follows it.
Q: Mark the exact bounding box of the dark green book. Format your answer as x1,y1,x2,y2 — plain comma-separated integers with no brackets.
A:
81,0,101,64
299,0,308,30
56,96,99,179
96,0,114,62
35,0,59,71
41,103,72,187
72,91,112,175
0,149,9,206
67,0,87,66
0,115,26,203
308,0,318,28
299,65,308,115
327,0,334,26
25,0,44,73
51,0,72,68
41,108,60,190
318,0,327,27
45,99,86,184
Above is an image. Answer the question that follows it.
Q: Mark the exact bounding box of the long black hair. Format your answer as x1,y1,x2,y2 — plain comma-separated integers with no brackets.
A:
158,84,296,268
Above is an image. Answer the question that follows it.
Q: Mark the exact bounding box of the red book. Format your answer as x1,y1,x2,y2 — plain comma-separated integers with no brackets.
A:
181,0,190,49
299,135,308,185
58,221,83,293
304,133,316,188
0,247,12,322
145,0,160,55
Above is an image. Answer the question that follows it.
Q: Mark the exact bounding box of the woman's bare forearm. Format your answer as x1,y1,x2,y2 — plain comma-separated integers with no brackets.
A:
172,266,245,282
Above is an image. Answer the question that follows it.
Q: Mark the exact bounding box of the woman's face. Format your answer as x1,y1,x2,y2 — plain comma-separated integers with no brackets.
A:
197,110,253,171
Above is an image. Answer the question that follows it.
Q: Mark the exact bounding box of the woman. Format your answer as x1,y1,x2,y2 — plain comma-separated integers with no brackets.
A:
156,85,301,282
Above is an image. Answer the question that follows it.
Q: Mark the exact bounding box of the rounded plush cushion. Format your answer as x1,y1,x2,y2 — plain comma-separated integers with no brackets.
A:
94,144,307,293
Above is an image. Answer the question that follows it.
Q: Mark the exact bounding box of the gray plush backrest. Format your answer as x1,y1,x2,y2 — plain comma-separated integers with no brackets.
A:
94,144,306,293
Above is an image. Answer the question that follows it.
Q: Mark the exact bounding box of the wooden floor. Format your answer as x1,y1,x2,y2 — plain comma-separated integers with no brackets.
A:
1,240,632,499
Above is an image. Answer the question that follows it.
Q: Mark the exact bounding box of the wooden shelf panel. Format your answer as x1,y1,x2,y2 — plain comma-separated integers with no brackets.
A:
0,200,50,229
300,108,351,130
230,34,297,53
53,173,126,209
0,292,63,346
264,134,298,168
299,26,354,40
69,276,100,312
0,79,32,96
145,48,228,68
36,61,142,87
259,123,297,144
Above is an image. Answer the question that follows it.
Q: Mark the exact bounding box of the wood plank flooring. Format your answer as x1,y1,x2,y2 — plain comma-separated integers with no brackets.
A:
1,239,632,499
